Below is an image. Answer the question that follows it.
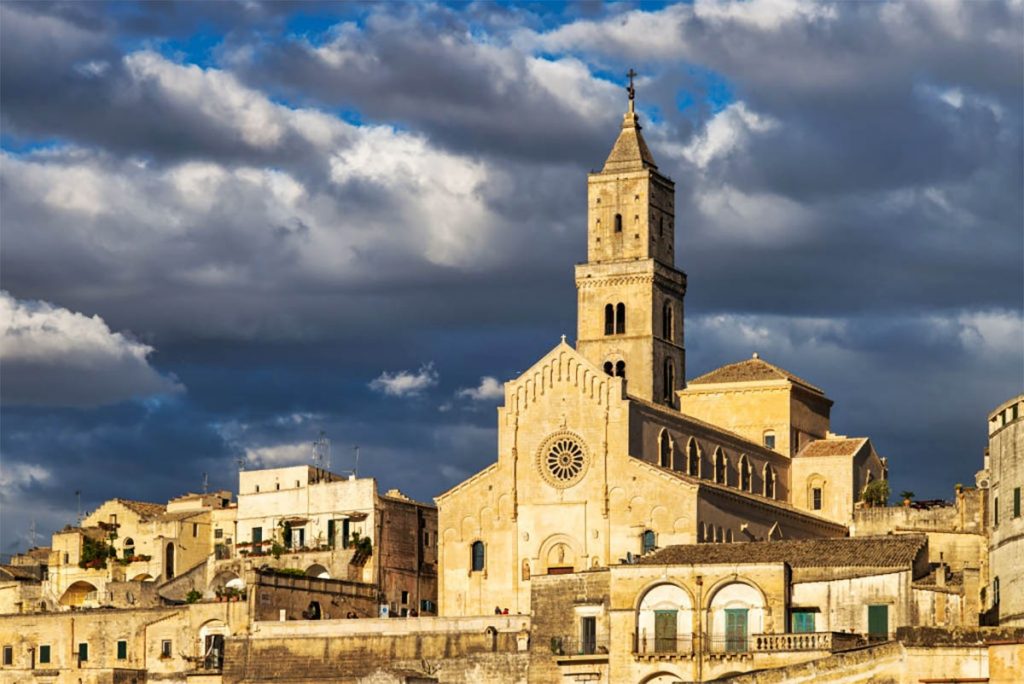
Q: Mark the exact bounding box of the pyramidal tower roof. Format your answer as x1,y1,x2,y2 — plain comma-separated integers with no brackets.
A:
601,73,658,173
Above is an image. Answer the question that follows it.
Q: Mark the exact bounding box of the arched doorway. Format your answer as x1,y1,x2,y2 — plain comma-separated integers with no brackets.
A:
198,619,228,670
707,582,766,653
305,564,330,579
636,584,693,654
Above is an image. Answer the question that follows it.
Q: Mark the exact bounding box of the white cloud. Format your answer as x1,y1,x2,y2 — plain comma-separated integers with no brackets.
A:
0,291,183,406
681,102,777,168
369,363,439,397
457,376,504,401
244,442,311,468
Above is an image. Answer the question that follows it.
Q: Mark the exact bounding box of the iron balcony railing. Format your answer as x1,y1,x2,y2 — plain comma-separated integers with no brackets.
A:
633,633,695,655
551,635,610,657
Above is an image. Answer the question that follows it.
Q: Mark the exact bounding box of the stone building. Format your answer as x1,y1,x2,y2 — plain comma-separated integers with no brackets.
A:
985,394,1024,626
529,535,979,683
436,88,886,618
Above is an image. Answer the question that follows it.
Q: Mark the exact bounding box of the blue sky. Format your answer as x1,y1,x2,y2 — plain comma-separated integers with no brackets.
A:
1,0,1021,554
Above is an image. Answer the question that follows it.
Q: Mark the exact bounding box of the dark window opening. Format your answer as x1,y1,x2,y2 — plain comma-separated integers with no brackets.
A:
714,449,727,485
78,643,88,662
641,530,656,555
812,488,823,510
659,432,671,468
1015,488,1021,518
740,456,751,491
663,360,675,404
3,646,11,666
687,440,700,477
471,541,485,572
39,645,50,665
615,361,626,379
763,432,776,449
117,640,127,660
603,361,614,376
161,640,172,658
662,301,673,341
615,303,625,334
604,304,614,335
614,214,622,232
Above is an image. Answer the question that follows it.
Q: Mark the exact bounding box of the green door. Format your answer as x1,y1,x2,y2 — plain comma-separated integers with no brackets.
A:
791,610,815,633
868,605,888,640
654,610,677,653
725,608,748,652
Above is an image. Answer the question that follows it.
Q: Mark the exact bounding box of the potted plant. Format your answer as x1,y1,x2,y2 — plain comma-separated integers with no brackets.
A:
900,491,915,507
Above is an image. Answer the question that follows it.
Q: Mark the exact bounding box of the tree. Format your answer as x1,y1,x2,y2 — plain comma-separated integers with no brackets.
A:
900,490,915,501
863,480,890,507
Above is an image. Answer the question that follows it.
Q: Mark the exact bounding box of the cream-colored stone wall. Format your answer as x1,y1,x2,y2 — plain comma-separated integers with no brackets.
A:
678,381,796,456
988,394,1024,625
791,570,912,635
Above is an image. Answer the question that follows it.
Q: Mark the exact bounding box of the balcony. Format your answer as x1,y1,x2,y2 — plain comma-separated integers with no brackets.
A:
551,635,610,662
633,633,694,660
752,632,864,653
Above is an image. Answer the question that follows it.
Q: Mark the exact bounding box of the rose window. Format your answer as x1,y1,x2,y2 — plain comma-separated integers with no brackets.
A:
537,432,590,489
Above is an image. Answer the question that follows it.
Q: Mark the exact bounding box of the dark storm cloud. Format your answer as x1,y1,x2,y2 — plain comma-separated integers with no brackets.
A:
0,1,1020,551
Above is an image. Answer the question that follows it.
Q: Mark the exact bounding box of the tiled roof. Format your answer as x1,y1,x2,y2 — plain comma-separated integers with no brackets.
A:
0,565,41,581
796,438,868,458
688,357,824,394
637,535,926,568
117,499,167,520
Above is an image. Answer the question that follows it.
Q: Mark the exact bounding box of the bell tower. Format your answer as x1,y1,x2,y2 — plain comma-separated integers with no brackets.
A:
575,73,686,405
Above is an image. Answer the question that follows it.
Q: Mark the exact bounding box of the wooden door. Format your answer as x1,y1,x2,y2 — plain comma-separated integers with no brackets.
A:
725,608,748,652
654,610,677,653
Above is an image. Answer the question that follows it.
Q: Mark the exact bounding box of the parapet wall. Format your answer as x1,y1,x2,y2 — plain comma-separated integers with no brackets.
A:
223,615,531,683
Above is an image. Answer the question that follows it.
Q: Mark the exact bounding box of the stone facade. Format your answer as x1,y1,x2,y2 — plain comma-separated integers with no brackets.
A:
986,394,1024,625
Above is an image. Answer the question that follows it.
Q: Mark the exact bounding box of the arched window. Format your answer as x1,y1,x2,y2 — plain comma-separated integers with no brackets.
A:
603,361,613,376
615,360,626,379
714,448,727,485
663,359,675,404
615,303,626,334
471,541,485,572
715,526,724,543
614,213,622,232
698,523,705,543
604,304,614,336
123,538,135,560
687,439,700,477
658,431,671,468
739,455,751,492
764,465,776,499
641,530,656,555
662,301,673,341
726,529,734,543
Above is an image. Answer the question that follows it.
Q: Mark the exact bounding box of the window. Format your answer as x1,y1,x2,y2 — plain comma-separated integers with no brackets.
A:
812,487,823,511
995,497,999,526
192,523,198,537
423,531,430,546
614,213,622,232
252,527,263,544
659,431,671,468
739,455,751,492
715,526,724,543
471,541,485,572
698,523,705,543
764,465,776,499
420,599,436,613
687,439,700,477
78,643,88,662
867,605,888,640
726,529,734,543
117,640,127,660
603,361,613,376
791,610,815,633
214,528,223,539
615,303,625,334
1015,488,1021,518
161,640,172,658
275,483,280,490
662,301,673,341
255,485,260,493
38,645,50,665
663,359,675,404
580,616,597,655
994,577,1000,605
714,448,727,485
401,591,409,605
763,431,776,449
615,360,626,379
604,304,614,335
3,646,11,666
642,530,656,554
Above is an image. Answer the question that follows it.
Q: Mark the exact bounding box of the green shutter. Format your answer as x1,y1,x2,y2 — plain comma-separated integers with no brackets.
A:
791,610,815,633
78,643,88,662
868,605,888,639
117,640,127,660
654,610,677,653
725,608,749,652
39,645,50,664
327,520,336,549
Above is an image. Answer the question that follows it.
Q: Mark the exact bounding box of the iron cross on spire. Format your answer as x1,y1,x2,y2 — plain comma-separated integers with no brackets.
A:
626,68,638,101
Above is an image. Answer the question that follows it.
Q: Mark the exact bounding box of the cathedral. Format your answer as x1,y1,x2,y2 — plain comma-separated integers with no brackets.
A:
435,88,887,617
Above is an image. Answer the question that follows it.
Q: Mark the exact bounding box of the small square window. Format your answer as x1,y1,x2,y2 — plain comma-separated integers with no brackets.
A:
764,434,776,449
214,528,223,539
3,646,12,666
117,640,127,660
38,645,50,664
161,640,172,658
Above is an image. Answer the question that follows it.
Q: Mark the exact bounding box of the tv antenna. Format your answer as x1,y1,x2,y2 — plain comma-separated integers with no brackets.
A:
75,490,82,525
352,445,360,478
313,431,331,470
202,472,209,494
27,519,39,548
